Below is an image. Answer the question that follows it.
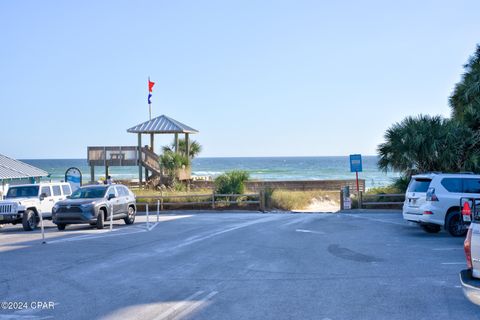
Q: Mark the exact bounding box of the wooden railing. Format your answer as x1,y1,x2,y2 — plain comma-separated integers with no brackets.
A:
358,192,405,209
141,147,161,174
135,192,264,211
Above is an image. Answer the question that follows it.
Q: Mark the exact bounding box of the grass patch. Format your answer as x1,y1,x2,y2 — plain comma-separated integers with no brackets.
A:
269,190,340,211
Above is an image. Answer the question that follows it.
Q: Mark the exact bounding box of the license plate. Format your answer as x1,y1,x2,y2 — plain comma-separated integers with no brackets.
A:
464,215,472,222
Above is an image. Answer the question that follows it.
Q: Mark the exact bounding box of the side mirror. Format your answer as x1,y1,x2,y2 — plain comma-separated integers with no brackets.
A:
39,193,46,201
66,195,71,199
108,194,116,201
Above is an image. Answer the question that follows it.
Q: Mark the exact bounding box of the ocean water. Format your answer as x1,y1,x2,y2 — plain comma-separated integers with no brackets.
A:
22,156,398,189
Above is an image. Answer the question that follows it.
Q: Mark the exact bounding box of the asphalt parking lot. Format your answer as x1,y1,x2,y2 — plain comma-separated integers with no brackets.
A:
0,211,479,320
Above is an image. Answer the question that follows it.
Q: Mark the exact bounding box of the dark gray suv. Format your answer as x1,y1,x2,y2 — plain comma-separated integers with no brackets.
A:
52,184,136,231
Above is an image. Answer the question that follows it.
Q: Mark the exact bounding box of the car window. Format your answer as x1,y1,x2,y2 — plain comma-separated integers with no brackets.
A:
463,179,480,194
107,187,116,199
62,184,72,195
123,187,131,196
441,178,463,193
115,186,124,197
6,186,39,198
52,185,61,196
407,178,432,193
41,186,52,197
70,187,107,199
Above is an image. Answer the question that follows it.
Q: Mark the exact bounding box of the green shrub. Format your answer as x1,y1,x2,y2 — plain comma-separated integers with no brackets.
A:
214,171,249,195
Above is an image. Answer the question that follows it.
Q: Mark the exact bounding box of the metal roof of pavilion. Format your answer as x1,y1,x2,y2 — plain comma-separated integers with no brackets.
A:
127,115,199,134
0,154,49,180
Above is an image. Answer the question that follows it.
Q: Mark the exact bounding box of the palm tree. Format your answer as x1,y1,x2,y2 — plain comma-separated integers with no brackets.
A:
450,45,480,129
162,139,202,159
377,115,480,176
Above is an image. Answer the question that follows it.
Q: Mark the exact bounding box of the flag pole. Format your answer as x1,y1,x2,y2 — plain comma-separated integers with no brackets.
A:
148,76,151,120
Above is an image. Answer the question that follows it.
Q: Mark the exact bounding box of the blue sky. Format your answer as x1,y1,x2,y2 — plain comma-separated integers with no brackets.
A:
1,0,479,158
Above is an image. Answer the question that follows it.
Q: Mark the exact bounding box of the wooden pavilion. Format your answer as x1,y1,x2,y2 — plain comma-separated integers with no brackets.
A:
87,115,198,187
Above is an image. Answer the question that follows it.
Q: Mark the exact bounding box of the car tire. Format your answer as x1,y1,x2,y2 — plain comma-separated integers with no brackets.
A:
22,209,38,231
446,211,468,237
57,224,66,231
124,206,136,225
96,211,105,229
421,224,441,233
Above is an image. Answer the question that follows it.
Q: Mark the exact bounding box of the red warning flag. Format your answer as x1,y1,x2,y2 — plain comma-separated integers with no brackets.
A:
148,79,155,92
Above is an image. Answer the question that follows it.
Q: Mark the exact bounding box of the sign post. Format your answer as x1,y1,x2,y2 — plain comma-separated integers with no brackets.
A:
349,154,363,193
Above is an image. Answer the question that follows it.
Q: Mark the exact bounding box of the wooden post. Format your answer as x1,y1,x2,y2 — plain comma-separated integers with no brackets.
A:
138,133,143,188
212,192,215,209
105,165,109,180
259,190,265,212
90,166,95,183
150,133,154,152
340,189,344,211
174,133,179,153
185,133,190,158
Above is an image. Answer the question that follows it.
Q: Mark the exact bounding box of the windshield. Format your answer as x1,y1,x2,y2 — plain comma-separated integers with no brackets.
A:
69,187,107,199
6,186,40,198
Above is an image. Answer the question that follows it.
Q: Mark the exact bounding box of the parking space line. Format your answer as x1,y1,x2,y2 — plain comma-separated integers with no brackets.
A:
344,214,405,226
441,262,465,265
433,248,461,251
171,291,218,320
152,290,218,320
296,229,325,235
47,227,148,244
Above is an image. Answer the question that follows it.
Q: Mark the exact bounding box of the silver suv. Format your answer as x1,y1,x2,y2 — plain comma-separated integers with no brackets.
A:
52,184,136,230
403,173,480,237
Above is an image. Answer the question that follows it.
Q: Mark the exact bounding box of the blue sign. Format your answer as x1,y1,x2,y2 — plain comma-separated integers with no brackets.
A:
350,154,362,172
65,167,82,191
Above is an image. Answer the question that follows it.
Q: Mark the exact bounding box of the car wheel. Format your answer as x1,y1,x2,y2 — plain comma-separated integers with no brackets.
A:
57,224,66,231
96,211,105,229
124,206,136,225
446,211,467,237
22,209,38,231
421,224,441,233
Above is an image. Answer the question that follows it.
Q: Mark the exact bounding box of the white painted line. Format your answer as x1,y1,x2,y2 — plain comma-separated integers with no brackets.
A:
296,229,325,235
156,216,280,254
441,262,465,265
47,227,147,244
152,290,210,320
147,222,159,231
344,214,405,226
172,291,218,320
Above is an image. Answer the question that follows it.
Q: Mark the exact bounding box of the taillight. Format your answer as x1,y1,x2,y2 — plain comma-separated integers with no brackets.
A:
423,211,433,215
426,188,438,201
465,227,473,269
462,201,472,216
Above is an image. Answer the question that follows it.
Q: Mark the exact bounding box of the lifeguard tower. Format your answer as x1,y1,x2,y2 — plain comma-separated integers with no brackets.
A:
87,115,199,187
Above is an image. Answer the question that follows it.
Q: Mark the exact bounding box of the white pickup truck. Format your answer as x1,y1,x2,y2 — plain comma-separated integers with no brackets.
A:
460,197,480,305
0,183,72,231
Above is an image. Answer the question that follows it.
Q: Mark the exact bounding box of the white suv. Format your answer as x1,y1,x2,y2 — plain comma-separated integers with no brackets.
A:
402,173,480,237
0,182,72,231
